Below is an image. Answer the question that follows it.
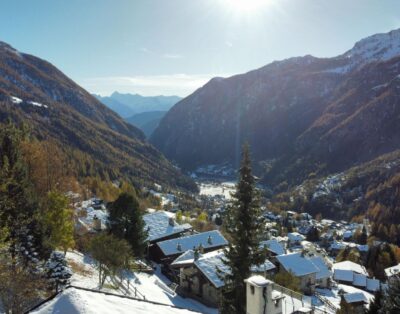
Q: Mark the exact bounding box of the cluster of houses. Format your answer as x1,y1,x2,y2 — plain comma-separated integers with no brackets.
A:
72,197,400,314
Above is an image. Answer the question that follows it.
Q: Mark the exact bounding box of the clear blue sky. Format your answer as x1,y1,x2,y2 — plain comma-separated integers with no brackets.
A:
1,0,399,96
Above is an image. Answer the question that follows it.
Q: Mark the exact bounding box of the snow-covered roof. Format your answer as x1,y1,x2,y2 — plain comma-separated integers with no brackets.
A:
144,211,192,242
333,269,354,282
31,287,199,314
245,275,272,287
288,232,305,242
157,230,228,256
366,278,380,292
343,292,367,304
194,251,230,288
309,256,332,280
171,250,196,266
276,253,319,277
384,263,400,278
352,273,367,287
333,261,368,276
260,239,285,255
251,259,276,273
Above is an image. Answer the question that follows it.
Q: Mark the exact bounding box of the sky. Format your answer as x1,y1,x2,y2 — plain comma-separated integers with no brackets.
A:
1,0,400,97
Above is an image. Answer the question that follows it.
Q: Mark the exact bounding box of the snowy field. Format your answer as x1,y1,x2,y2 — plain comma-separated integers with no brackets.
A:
65,251,217,314
199,182,236,200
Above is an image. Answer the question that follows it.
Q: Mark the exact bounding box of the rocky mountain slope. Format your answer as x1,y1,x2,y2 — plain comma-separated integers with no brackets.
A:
0,41,195,191
151,29,400,187
95,92,181,118
126,111,167,138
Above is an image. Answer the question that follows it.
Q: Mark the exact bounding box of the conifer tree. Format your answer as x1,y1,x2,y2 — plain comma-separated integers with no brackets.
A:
219,144,265,314
379,275,400,313
45,251,72,292
108,192,148,258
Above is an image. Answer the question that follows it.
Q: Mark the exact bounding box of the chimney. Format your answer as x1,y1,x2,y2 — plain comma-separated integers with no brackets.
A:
169,217,175,226
194,249,200,261
198,244,204,254
177,243,182,251
207,235,213,245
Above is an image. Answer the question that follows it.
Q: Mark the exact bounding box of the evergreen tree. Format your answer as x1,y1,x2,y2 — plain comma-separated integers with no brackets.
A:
0,123,48,261
379,275,400,313
367,289,383,314
45,251,72,292
219,144,265,314
306,226,320,242
108,192,148,258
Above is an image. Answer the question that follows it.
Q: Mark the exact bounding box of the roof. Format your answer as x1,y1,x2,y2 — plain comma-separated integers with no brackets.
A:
309,256,332,280
276,253,319,277
144,211,192,242
288,232,305,242
251,259,276,273
366,278,380,292
192,250,275,289
260,239,285,255
245,275,272,287
157,230,228,256
194,251,230,288
333,261,368,276
30,287,199,314
352,273,367,287
385,263,400,278
171,250,196,266
343,292,367,304
333,269,354,282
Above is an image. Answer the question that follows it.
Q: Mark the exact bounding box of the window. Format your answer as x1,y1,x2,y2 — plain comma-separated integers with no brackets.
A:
250,285,255,295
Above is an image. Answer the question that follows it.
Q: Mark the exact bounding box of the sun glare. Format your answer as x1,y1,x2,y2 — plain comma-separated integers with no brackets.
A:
223,0,268,14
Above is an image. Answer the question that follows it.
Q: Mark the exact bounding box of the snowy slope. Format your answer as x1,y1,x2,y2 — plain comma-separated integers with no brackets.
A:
31,288,199,314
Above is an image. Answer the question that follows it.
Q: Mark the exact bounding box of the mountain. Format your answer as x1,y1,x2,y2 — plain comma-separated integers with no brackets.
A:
151,28,400,187
126,111,167,137
95,92,181,118
0,41,196,191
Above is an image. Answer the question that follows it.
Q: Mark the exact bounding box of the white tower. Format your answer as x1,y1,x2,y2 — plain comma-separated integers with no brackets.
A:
245,276,284,314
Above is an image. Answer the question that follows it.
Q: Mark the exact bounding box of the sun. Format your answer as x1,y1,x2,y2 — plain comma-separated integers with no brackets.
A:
223,0,268,14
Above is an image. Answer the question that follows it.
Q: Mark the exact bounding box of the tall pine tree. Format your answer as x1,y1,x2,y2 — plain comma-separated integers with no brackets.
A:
219,144,265,314
108,192,148,258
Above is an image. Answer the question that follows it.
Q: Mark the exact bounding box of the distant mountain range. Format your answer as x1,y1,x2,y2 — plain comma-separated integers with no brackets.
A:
94,92,181,118
0,41,195,191
151,28,400,188
126,111,167,138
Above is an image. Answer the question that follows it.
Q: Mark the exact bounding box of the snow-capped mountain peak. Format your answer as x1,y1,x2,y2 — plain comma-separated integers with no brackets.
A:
343,28,400,67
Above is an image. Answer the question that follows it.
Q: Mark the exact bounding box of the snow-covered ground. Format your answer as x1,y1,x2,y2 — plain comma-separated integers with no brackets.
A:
31,287,199,314
199,182,235,200
66,251,217,314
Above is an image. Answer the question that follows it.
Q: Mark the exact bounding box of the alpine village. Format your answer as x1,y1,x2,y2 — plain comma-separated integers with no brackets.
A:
0,1,400,314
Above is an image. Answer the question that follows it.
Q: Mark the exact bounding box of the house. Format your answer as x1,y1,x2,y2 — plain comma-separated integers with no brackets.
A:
287,232,305,247
260,239,286,257
245,275,313,314
29,286,200,314
144,211,192,244
384,263,400,284
275,253,319,295
333,261,380,292
342,292,368,314
309,256,332,288
150,230,228,263
175,250,276,307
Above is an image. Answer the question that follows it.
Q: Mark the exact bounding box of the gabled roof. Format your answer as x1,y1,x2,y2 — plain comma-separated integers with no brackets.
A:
251,259,276,273
343,292,367,304
194,251,229,289
276,253,319,277
333,261,368,276
352,273,367,287
171,250,196,266
384,263,400,278
366,278,380,292
144,211,192,242
157,230,228,257
260,239,285,256
288,232,305,242
309,256,332,280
